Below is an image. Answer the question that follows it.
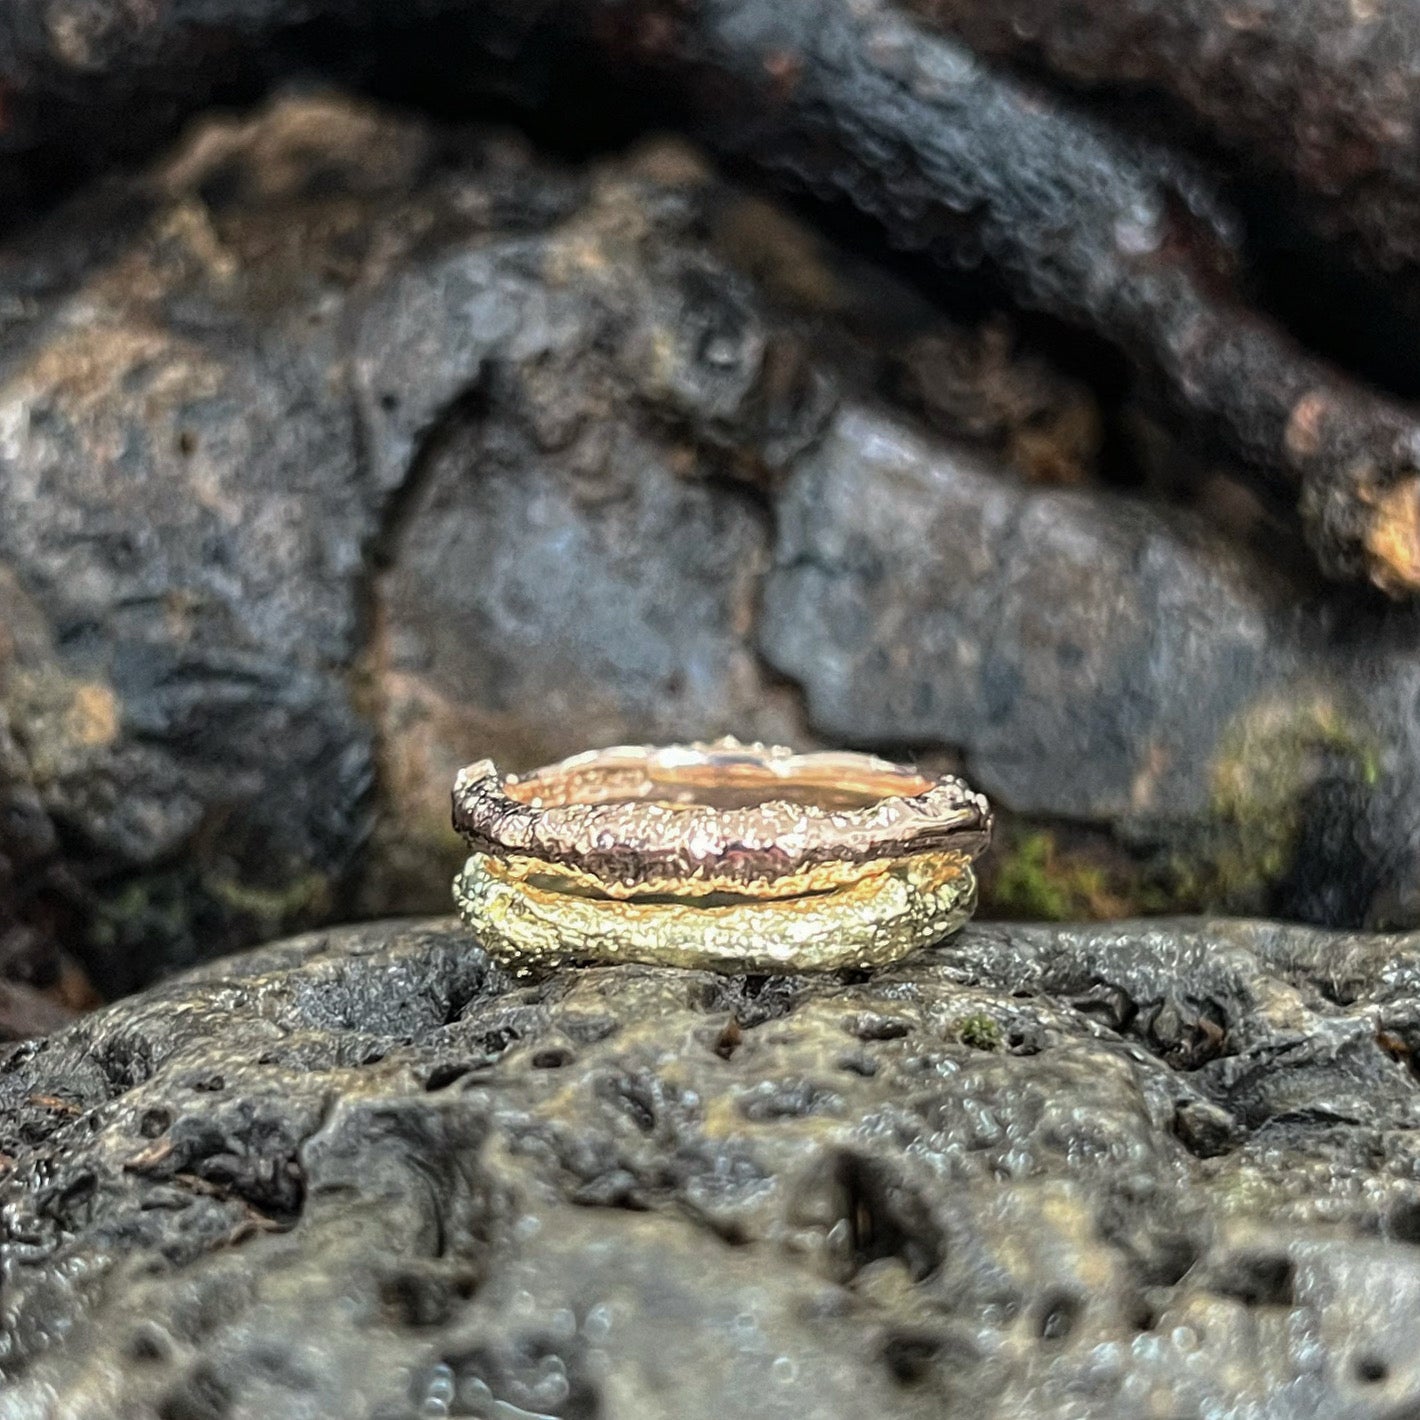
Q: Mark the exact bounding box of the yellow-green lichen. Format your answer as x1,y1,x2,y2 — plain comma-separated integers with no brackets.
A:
90,868,332,969
204,869,332,929
88,878,195,954
1171,691,1380,912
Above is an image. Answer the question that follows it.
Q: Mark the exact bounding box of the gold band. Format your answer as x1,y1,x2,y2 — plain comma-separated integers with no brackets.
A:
450,739,991,972
479,848,949,902
454,849,978,972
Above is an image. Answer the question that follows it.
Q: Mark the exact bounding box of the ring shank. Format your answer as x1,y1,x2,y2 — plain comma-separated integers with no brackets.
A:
455,849,979,972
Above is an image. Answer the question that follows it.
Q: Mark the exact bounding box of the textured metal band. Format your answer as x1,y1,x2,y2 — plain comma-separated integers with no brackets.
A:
454,849,978,972
451,739,991,895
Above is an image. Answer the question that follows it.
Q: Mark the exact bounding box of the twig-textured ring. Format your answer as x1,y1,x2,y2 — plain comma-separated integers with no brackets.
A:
452,739,991,972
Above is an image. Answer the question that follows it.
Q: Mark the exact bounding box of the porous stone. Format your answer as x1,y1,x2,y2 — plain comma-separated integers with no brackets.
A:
3,915,1420,1416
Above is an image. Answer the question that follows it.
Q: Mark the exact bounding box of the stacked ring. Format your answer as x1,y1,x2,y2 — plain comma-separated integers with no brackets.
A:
451,738,991,972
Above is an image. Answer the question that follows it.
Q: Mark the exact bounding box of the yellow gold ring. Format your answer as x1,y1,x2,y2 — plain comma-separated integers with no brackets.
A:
451,738,991,972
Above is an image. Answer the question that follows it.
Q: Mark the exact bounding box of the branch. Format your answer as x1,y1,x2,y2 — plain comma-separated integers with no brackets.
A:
580,0,1420,593
902,0,1420,277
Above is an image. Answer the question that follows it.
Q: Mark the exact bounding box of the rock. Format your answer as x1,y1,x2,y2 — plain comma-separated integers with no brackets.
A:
0,96,428,993
353,148,831,914
0,86,1095,988
6,87,1420,1009
0,981,79,1041
3,915,1420,1415
759,405,1420,928
0,95,825,987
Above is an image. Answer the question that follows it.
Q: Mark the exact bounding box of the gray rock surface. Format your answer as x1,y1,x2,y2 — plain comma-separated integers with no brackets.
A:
0,96,425,993
760,405,1420,928
3,915,1420,1417
6,90,1420,1008
0,97,820,989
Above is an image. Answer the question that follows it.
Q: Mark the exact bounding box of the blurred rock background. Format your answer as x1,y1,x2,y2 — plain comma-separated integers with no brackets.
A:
4,0,1420,1021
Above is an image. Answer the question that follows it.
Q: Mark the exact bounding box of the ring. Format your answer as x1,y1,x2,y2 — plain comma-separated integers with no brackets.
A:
451,739,991,972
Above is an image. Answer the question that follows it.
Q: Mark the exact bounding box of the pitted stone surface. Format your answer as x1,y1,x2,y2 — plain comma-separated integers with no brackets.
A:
3,916,1420,1417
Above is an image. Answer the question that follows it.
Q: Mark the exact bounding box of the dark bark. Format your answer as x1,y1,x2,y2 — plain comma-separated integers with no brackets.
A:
903,0,1420,277
4,0,1420,589
572,0,1420,593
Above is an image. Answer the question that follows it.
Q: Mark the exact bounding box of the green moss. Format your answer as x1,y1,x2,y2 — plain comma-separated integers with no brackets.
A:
88,878,193,953
985,826,1162,920
88,867,333,984
954,1013,1003,1051
991,831,1076,919
980,696,1380,923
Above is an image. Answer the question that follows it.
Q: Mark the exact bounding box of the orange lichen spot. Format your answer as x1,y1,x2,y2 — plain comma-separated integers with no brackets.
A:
26,1094,80,1115
626,136,712,189
1129,742,1172,814
1364,479,1420,597
1283,391,1328,460
65,682,119,748
763,48,804,97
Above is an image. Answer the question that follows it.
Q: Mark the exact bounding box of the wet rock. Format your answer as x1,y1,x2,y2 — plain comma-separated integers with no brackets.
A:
3,915,1420,1415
